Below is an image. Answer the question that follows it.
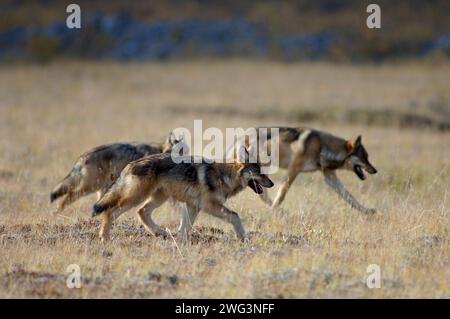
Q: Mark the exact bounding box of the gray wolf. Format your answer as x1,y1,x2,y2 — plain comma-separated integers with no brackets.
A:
91,148,274,242
50,132,184,213
247,127,378,214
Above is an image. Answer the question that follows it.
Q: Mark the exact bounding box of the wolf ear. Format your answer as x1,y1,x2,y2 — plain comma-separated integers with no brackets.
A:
167,132,178,145
346,135,362,153
355,135,362,148
176,133,184,143
237,145,249,164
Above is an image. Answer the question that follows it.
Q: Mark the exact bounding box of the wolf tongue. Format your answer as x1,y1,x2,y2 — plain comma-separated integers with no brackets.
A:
254,181,263,193
249,180,263,194
354,165,365,180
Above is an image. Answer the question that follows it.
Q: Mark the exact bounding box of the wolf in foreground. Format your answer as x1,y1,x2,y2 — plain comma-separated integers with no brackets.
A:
92,148,274,242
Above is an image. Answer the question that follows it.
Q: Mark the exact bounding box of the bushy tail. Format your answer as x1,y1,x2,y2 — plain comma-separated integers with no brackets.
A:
50,166,81,203
92,183,122,217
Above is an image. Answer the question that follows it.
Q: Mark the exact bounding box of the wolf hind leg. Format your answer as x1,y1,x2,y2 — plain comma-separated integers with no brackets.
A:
136,191,168,237
323,170,376,214
56,192,78,213
56,188,94,213
98,203,135,242
54,172,101,214
272,157,304,208
99,212,113,243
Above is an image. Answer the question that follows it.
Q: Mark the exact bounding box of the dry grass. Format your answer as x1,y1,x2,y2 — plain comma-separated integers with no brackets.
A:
0,60,449,298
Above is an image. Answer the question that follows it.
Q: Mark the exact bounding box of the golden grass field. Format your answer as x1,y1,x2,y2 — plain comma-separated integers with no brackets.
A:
0,60,449,298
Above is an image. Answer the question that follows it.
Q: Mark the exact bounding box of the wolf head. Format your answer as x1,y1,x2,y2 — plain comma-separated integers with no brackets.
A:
346,136,377,180
236,146,274,194
163,132,189,156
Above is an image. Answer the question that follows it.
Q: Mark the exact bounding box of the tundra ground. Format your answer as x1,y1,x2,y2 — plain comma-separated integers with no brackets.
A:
0,61,449,298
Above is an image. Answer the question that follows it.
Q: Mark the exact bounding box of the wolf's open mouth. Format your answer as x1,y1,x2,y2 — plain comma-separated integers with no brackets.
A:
248,179,263,194
354,165,366,180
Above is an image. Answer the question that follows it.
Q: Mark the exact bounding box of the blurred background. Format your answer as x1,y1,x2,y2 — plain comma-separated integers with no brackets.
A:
0,0,449,63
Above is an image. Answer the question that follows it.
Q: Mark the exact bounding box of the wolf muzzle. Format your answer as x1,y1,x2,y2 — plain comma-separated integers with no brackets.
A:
368,166,378,174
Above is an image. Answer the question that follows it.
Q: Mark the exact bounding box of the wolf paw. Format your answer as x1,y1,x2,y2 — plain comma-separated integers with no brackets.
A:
154,229,168,238
239,235,251,243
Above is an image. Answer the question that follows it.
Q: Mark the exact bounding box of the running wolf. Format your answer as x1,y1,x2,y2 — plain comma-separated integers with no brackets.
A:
50,132,185,213
91,148,274,242
247,127,378,214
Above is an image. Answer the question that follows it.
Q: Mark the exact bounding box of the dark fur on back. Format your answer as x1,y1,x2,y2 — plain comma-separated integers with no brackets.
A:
129,154,221,193
84,142,161,165
257,126,306,143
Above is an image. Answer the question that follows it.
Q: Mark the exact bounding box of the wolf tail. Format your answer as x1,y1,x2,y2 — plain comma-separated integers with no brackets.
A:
50,164,82,203
92,180,123,217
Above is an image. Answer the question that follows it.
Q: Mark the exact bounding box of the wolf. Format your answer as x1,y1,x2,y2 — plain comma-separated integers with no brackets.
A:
91,148,274,242
245,127,378,214
50,132,185,213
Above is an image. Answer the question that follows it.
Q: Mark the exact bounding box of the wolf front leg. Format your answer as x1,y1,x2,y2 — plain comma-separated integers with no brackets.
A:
203,202,246,240
323,170,376,214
